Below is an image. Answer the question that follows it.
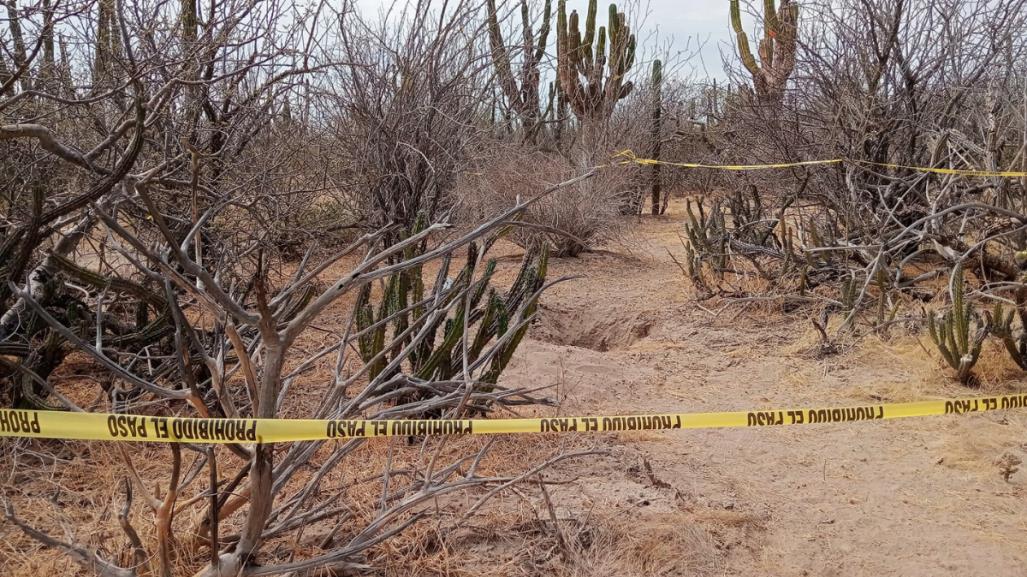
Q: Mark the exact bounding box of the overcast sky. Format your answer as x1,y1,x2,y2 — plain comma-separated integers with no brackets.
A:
627,0,744,80
348,0,754,81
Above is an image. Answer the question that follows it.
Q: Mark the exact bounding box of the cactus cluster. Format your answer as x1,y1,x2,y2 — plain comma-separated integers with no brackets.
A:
355,233,548,388
927,262,988,386
729,0,798,107
556,0,636,122
682,198,727,294
680,191,860,301
839,274,858,313
919,264,1027,386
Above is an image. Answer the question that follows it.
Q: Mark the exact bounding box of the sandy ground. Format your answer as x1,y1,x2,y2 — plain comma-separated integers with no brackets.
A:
3,197,1027,576
477,197,1027,576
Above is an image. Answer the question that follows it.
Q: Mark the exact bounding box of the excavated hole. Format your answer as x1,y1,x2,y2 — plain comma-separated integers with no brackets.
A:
532,303,655,352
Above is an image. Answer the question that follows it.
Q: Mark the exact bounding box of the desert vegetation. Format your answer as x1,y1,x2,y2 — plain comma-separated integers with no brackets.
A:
2,0,1027,575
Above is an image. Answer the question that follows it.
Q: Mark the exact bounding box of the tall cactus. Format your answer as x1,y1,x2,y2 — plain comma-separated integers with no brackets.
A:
93,0,115,87
4,0,31,93
926,262,989,386
40,0,55,88
543,80,569,149
181,0,198,42
729,0,798,108
555,0,636,123
485,0,551,142
649,59,663,215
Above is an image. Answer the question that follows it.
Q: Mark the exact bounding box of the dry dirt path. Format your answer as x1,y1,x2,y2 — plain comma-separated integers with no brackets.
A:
492,198,1027,577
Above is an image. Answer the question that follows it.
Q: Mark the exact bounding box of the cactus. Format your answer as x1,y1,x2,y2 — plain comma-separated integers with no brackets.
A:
649,59,664,215
485,0,552,142
840,274,858,312
873,264,900,329
682,241,711,296
729,0,798,107
0,52,11,97
543,80,570,149
538,80,571,147
555,0,636,122
92,0,124,91
927,262,989,386
181,0,198,42
683,198,728,278
985,302,1027,370
354,238,548,387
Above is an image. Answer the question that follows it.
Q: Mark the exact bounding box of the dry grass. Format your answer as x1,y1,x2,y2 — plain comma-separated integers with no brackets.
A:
780,316,1027,405
935,415,1027,475
379,506,732,577
845,334,940,402
0,429,604,574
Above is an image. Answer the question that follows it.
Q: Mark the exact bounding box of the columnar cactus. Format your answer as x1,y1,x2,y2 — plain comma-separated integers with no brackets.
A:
556,0,636,122
683,198,728,275
649,59,663,215
543,80,570,149
485,0,552,142
729,0,798,107
927,262,989,386
354,238,549,387
0,55,12,97
181,0,198,42
986,302,1027,370
4,0,32,93
93,0,114,86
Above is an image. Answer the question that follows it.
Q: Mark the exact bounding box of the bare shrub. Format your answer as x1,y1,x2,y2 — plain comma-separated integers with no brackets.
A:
0,0,603,574
459,142,626,256
317,0,494,246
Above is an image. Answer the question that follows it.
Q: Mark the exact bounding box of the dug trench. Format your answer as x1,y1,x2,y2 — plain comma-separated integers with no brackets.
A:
453,197,1027,576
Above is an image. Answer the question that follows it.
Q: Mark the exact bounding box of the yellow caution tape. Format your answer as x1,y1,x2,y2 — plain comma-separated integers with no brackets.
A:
613,149,1027,178
849,160,1027,178
1,393,1025,444
612,150,844,171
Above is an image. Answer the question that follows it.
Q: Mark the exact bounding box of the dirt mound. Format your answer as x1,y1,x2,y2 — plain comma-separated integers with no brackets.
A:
534,303,654,351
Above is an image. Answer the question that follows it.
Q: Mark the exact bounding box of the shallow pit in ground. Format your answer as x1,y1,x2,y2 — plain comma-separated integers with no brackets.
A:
532,303,655,351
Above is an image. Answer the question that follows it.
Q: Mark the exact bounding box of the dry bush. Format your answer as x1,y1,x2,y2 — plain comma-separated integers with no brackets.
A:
650,79,728,197
0,0,608,574
460,143,628,257
533,168,634,257
546,511,723,577
460,53,671,257
315,0,494,246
